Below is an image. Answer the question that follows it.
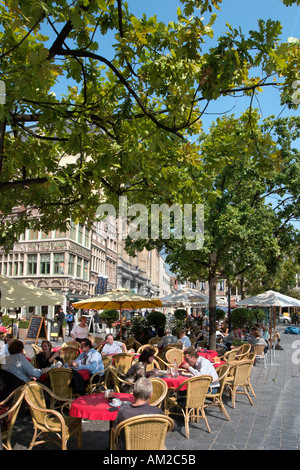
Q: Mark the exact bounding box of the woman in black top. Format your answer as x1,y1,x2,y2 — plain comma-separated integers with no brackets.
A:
36,340,63,368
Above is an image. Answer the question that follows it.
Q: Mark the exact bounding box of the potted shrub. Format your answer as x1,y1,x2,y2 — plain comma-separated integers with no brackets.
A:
146,310,166,337
99,309,119,333
18,320,30,340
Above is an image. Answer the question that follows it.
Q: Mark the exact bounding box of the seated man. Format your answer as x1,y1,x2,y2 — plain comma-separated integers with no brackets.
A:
101,334,127,355
157,328,178,349
113,377,175,450
181,347,220,393
70,339,104,394
71,339,104,376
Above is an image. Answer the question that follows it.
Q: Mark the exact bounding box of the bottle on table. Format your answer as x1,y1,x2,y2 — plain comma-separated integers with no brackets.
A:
172,359,179,378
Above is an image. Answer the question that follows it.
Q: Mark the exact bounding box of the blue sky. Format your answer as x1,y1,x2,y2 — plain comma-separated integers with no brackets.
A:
124,0,300,126
52,0,299,129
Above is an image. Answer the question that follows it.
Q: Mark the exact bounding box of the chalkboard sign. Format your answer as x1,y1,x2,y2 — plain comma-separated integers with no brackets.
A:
25,316,48,344
50,321,60,339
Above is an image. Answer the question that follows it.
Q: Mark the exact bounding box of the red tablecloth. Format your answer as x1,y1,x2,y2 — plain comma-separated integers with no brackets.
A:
162,375,192,391
39,367,90,382
77,369,90,381
0,326,7,333
70,392,134,421
198,350,218,360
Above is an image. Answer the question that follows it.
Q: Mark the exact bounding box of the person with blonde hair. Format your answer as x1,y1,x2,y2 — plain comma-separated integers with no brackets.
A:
70,315,89,343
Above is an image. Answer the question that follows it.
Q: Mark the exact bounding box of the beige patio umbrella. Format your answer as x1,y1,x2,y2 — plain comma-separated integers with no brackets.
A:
72,288,163,338
0,274,65,308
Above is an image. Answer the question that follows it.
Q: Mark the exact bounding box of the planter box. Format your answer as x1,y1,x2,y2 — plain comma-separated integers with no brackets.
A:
18,328,28,340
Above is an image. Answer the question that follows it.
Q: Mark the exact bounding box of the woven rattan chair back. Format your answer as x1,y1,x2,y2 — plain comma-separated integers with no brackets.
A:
185,375,212,409
227,359,254,408
60,346,80,364
102,354,113,369
165,375,212,438
125,337,135,349
205,364,231,421
235,343,251,360
149,337,162,345
31,344,43,355
48,368,74,400
149,378,168,407
111,414,174,450
113,353,135,374
221,349,237,363
145,358,160,372
24,382,82,450
137,344,159,356
165,348,184,365
0,385,26,450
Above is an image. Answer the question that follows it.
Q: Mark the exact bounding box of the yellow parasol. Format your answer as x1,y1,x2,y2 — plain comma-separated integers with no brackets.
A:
72,288,163,338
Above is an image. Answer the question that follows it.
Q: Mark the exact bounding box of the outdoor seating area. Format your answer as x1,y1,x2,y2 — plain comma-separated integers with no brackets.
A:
0,329,264,451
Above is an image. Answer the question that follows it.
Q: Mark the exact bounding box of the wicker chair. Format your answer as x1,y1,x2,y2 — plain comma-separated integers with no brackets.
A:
125,337,136,349
31,344,43,355
245,352,256,397
235,343,252,361
137,344,159,356
24,382,82,450
59,346,80,364
86,356,113,394
220,349,238,364
48,368,75,408
165,375,212,438
62,341,81,348
0,385,26,450
145,358,160,372
252,344,268,368
165,348,184,366
205,363,231,421
110,414,174,450
113,353,135,374
225,360,254,409
149,378,168,408
106,366,136,393
148,337,162,345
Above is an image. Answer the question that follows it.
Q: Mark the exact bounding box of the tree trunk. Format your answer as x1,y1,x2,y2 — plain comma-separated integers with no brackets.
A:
208,275,217,351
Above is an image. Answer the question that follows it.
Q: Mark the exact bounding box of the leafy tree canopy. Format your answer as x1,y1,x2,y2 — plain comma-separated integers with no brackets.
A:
0,0,299,249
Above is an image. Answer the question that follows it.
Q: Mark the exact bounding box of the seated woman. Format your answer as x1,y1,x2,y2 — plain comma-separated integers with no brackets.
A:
2,339,49,383
120,347,158,392
36,340,63,368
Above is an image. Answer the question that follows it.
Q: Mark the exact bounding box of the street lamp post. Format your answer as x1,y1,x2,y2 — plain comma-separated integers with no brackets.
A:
227,279,231,332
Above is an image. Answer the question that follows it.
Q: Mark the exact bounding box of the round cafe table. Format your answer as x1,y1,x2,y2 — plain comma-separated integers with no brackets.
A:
198,349,218,360
162,374,192,391
69,392,135,421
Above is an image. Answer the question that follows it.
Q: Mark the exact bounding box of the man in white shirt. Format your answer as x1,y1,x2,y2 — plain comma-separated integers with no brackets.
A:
181,347,220,393
101,334,127,355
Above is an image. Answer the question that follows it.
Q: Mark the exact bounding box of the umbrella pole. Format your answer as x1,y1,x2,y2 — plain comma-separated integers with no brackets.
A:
120,307,122,340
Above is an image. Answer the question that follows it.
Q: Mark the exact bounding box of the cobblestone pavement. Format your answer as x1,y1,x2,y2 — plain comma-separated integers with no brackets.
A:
3,325,300,452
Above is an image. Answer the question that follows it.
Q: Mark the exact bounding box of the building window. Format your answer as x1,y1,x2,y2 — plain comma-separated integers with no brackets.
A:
218,280,225,291
27,254,37,275
53,253,65,275
40,254,51,275
83,259,88,280
69,254,75,276
41,231,51,239
78,224,84,244
76,257,82,278
54,230,66,238
29,229,39,240
84,228,90,248
199,281,206,291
